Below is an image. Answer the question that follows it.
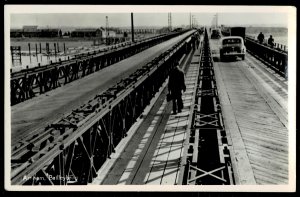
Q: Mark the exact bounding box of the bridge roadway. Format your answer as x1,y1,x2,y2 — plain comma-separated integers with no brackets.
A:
210,38,288,184
92,39,199,185
11,30,289,185
91,35,288,185
11,30,194,144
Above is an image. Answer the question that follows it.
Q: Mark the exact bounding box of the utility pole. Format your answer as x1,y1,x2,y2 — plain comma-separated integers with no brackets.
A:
168,13,170,31
192,15,194,28
192,15,196,29
170,13,172,31
190,13,192,29
131,13,134,42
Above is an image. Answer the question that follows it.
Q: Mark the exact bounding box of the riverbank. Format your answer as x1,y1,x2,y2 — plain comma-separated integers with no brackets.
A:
10,33,161,71
10,33,159,51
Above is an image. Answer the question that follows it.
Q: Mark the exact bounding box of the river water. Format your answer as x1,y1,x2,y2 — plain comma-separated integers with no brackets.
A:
247,33,288,46
10,34,156,71
10,45,106,72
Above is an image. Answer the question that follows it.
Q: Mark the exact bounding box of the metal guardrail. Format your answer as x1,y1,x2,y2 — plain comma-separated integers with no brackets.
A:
178,29,235,185
10,31,188,105
245,36,288,78
246,35,288,52
11,30,197,185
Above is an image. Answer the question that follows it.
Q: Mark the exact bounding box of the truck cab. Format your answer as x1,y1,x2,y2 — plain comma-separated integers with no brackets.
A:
211,28,221,39
230,27,246,41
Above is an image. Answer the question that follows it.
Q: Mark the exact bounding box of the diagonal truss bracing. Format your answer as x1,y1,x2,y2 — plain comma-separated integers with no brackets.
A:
179,29,235,185
11,30,198,185
11,31,188,105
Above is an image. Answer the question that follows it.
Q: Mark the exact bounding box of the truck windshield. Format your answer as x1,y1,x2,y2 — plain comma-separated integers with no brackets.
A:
223,39,241,45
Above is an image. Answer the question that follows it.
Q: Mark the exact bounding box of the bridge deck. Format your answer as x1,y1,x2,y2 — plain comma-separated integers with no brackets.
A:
92,38,288,185
211,38,288,184
10,33,289,185
92,45,201,185
11,31,193,144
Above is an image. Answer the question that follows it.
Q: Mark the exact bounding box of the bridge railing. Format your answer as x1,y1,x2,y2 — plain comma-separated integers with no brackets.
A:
11,30,198,185
245,36,288,78
178,28,235,185
246,35,288,52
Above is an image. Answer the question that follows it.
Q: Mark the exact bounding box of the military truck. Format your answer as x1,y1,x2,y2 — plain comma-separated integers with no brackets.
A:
230,27,246,41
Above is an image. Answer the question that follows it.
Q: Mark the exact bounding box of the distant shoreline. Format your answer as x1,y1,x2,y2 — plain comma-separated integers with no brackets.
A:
245,26,287,35
11,37,118,42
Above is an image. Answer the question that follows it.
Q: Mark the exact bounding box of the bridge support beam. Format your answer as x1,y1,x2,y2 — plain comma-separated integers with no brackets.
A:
11,30,198,185
10,31,187,105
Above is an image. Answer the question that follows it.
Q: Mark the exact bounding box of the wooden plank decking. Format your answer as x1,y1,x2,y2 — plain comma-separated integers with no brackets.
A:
93,37,289,185
214,56,288,185
93,48,200,185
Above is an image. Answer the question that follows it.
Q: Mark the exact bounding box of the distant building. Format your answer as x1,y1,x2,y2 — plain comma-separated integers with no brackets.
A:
10,28,23,37
39,28,60,37
100,27,116,38
22,25,39,37
172,27,183,32
157,27,170,34
116,28,157,34
10,26,61,38
10,26,119,38
71,28,102,37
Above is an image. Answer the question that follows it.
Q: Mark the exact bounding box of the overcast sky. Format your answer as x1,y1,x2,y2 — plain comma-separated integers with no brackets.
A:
10,12,288,28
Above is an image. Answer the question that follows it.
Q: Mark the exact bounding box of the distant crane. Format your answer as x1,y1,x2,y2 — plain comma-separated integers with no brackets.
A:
193,17,197,28
168,13,172,31
211,13,218,29
192,15,195,28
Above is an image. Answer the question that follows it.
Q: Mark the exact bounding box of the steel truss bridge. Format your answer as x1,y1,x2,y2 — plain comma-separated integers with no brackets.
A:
10,28,288,185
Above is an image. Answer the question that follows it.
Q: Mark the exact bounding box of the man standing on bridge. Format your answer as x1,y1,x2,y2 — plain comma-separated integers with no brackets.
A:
168,63,186,115
257,32,265,44
268,35,275,47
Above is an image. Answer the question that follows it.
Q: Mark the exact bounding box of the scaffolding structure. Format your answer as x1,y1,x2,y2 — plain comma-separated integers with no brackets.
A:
10,46,22,66
168,13,172,31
